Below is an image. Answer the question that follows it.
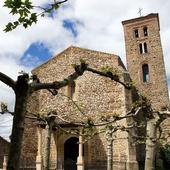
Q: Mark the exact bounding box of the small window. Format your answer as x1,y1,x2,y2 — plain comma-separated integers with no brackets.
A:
139,42,148,54
134,29,139,38
139,43,143,54
144,42,148,53
142,64,149,82
143,27,148,36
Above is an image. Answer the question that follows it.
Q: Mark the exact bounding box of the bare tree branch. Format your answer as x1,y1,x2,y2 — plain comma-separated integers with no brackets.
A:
30,62,87,91
86,67,131,89
55,0,68,5
0,72,16,90
92,107,141,126
30,62,131,92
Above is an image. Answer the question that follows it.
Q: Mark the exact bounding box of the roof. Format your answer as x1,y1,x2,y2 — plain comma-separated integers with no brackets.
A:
122,13,160,30
32,46,126,73
0,136,10,144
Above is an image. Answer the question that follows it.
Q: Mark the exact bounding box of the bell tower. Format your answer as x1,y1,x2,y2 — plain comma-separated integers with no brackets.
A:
122,13,169,110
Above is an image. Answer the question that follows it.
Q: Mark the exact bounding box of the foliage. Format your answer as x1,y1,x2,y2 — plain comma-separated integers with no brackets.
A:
84,118,94,128
3,0,67,32
132,94,153,119
4,0,35,31
101,65,121,80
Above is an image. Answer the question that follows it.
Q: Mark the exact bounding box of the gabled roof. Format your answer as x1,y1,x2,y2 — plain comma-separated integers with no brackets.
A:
32,46,126,73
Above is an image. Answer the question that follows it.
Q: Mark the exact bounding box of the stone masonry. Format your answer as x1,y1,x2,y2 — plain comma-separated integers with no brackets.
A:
22,13,170,170
122,13,169,110
26,46,137,170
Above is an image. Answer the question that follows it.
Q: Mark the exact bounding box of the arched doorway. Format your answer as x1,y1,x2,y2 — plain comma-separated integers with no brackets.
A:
64,137,79,170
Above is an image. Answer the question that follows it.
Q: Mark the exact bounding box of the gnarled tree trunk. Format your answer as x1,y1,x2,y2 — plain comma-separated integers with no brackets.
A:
145,119,157,170
106,126,113,170
43,115,55,170
7,74,30,170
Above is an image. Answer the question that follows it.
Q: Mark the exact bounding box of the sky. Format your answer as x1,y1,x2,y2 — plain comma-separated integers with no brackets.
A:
0,0,170,140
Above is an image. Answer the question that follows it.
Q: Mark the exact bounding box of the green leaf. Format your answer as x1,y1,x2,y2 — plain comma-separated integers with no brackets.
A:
23,23,28,28
30,13,37,23
14,21,19,26
18,17,24,23
52,4,59,10
4,22,13,32
4,0,13,8
24,0,33,9
46,8,53,13
13,0,22,8
10,7,18,15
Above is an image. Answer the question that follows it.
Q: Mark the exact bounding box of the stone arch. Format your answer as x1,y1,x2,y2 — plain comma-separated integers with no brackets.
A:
64,137,79,170
56,132,79,170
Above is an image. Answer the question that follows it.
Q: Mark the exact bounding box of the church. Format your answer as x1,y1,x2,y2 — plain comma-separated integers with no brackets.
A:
15,13,169,170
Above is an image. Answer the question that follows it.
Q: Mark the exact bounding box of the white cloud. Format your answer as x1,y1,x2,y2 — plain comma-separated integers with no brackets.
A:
0,57,31,111
0,113,13,142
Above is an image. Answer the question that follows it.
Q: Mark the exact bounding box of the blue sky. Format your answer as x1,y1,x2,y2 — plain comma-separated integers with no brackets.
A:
0,0,170,140
19,19,78,67
19,42,52,67
63,19,78,37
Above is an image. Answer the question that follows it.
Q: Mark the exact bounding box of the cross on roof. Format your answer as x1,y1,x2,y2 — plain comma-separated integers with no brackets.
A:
138,8,143,17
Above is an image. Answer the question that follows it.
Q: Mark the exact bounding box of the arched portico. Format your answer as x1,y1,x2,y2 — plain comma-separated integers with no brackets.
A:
56,131,85,170
64,137,79,170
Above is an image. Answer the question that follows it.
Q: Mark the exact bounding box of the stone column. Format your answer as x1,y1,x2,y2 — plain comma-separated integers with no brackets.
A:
77,130,84,170
126,129,139,170
3,155,8,170
36,126,42,170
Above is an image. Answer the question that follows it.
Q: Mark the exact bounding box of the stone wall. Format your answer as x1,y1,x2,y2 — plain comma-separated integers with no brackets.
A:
27,46,136,169
122,13,169,110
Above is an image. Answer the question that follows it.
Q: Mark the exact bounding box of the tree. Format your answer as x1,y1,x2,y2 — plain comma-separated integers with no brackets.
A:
144,110,170,170
3,0,68,32
0,61,131,170
43,112,56,170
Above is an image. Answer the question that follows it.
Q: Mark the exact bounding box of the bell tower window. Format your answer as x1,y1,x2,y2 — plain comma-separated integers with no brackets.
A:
142,64,149,82
139,43,143,54
143,27,148,36
144,42,148,53
134,29,139,38
139,42,148,54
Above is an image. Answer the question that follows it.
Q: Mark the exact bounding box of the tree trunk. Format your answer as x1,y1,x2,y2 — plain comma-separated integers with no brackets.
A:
145,119,157,170
43,121,53,170
106,126,113,170
7,74,30,170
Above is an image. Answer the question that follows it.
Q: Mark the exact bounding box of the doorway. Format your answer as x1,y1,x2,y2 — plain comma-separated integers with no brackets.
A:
64,137,79,170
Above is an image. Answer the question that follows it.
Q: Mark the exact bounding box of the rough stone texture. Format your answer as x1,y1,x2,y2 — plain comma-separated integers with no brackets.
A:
122,13,169,110
30,46,128,120
122,13,170,169
22,13,170,170
26,46,135,170
0,137,9,169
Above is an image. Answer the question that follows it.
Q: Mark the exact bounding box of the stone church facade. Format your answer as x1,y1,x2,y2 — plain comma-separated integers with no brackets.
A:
19,13,169,170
